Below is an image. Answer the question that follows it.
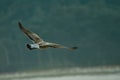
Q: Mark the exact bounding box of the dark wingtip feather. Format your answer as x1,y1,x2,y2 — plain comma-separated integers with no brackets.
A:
18,22,25,30
18,22,22,27
71,47,78,50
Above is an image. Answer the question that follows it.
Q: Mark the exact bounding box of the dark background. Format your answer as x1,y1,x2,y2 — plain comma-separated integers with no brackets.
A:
0,0,120,73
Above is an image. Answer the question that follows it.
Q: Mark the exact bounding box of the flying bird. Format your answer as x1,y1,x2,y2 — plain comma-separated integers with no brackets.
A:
18,22,78,50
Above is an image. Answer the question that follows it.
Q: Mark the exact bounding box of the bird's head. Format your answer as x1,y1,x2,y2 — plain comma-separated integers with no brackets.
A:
26,44,39,50
26,44,32,50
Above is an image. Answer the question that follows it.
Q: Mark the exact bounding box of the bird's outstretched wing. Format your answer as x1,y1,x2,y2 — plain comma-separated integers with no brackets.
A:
18,22,43,43
44,42,78,50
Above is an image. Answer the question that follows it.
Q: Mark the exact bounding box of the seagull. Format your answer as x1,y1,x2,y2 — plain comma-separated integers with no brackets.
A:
18,22,78,50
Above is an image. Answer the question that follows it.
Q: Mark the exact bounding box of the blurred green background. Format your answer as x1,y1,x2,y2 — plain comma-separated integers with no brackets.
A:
0,0,120,73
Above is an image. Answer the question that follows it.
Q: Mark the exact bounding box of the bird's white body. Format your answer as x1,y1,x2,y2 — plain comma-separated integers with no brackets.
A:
30,44,39,49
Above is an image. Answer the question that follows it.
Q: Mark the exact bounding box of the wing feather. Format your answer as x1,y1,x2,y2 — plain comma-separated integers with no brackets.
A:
45,42,78,50
18,22,43,43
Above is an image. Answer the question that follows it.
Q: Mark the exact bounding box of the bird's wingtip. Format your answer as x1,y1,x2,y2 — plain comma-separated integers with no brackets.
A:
18,22,21,25
70,47,78,50
18,22,23,29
